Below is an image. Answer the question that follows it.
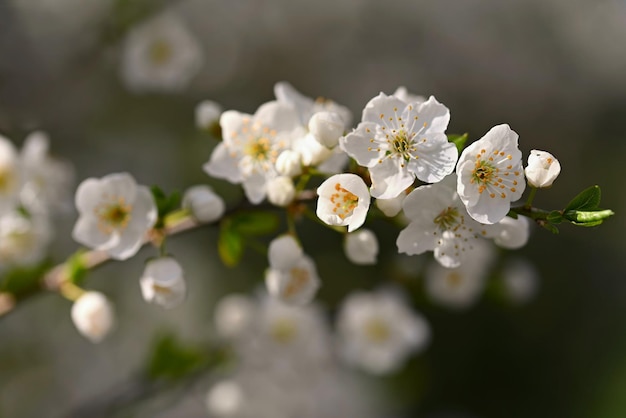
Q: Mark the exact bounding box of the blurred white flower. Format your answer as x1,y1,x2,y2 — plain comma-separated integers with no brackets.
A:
0,210,51,268
71,291,114,343
266,176,295,207
203,101,301,204
502,257,540,304
266,235,320,305
195,100,223,130
182,184,225,223
308,111,345,148
19,131,74,214
316,146,349,174
344,229,378,265
456,124,525,224
424,239,494,310
206,379,244,417
336,289,430,375
294,131,333,167
0,135,21,213
340,94,457,199
316,174,370,232
393,86,426,104
120,12,203,93
72,173,157,260
488,215,530,249
525,149,561,188
275,150,302,177
139,257,186,309
375,192,408,217
214,293,257,340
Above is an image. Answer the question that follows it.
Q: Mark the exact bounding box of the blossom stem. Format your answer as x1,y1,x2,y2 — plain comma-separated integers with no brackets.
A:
59,281,85,301
524,187,538,210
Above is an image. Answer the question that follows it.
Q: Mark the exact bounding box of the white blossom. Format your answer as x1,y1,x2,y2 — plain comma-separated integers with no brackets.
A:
393,86,426,104
488,215,530,249
266,176,295,207
72,173,157,260
397,174,489,269
317,146,349,174
182,184,225,223
344,229,378,265
120,12,203,93
375,192,408,217
0,135,20,213
340,94,458,199
268,235,303,271
308,111,345,148
203,101,301,204
525,149,561,188
139,257,186,309
71,291,114,343
214,293,257,340
294,132,333,167
336,289,430,375
424,239,494,310
316,174,370,232
456,124,526,224
195,100,222,130
206,379,244,417
275,150,302,177
0,211,51,268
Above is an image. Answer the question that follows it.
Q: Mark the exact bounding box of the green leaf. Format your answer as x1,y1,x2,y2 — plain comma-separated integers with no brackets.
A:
564,185,601,212
151,186,182,228
447,133,469,154
218,219,244,267
540,222,559,234
546,210,564,224
1,260,52,296
146,334,207,381
66,251,88,285
564,209,614,227
231,211,280,236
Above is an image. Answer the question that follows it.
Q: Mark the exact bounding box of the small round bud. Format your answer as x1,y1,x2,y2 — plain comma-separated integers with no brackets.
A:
71,291,115,343
275,150,302,177
195,100,222,130
182,185,225,223
299,134,332,166
525,150,561,188
491,216,530,250
266,176,295,207
344,229,379,265
308,111,345,148
140,257,186,309
206,380,244,417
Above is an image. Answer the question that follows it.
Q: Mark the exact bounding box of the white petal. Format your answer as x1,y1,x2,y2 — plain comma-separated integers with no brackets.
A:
339,122,382,167
268,235,303,270
203,142,243,183
416,96,450,134
361,93,407,124
369,158,415,199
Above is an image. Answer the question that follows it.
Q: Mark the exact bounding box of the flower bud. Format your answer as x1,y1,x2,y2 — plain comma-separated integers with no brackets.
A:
195,100,222,130
525,150,561,188
71,291,115,343
276,150,302,177
308,111,345,148
375,193,407,217
266,176,295,207
214,294,256,339
140,257,186,309
268,235,303,270
298,134,332,166
182,185,225,223
265,255,321,305
490,216,530,250
206,380,244,417
344,229,379,265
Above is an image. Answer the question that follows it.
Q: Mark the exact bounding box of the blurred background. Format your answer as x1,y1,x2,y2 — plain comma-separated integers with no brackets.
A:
1,0,625,417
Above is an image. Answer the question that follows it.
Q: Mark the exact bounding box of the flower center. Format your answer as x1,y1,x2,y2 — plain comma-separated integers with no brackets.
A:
95,196,132,234
472,160,496,185
283,267,310,298
364,317,391,343
245,137,272,161
330,183,359,220
445,271,463,288
148,39,172,65
433,206,460,231
270,318,297,344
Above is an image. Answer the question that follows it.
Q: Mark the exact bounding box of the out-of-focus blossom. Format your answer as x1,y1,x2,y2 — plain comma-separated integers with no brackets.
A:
344,229,379,265
0,210,51,268
0,136,20,213
424,239,494,310
139,257,186,309
214,293,257,340
525,150,561,188
275,150,302,177
182,184,225,223
502,257,540,304
120,12,203,93
309,111,345,148
316,174,370,232
340,94,457,199
71,291,115,343
393,86,426,104
375,192,408,217
456,124,525,224
266,176,296,207
195,100,223,130
72,173,157,260
336,288,430,374
488,215,530,249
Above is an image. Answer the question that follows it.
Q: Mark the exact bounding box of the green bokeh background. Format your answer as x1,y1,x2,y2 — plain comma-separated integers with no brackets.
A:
1,0,625,417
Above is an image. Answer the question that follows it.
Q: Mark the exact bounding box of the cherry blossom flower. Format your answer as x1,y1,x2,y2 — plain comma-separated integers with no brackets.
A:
344,229,379,265
525,149,561,188
71,291,115,343
182,185,225,223
316,174,370,232
488,215,530,249
203,101,301,204
0,210,51,269
340,94,458,199
501,257,540,304
195,100,222,130
308,111,346,148
0,135,21,213
456,124,525,224
266,176,296,207
120,12,203,93
336,288,430,374
72,173,157,260
139,257,186,309
397,174,489,268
